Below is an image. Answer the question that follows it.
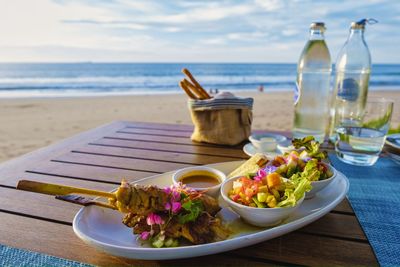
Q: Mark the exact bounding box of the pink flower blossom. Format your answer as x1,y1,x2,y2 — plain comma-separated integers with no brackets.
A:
253,176,262,182
257,169,267,178
171,201,182,213
140,231,150,240
165,202,171,210
163,186,172,194
146,212,164,226
172,190,181,201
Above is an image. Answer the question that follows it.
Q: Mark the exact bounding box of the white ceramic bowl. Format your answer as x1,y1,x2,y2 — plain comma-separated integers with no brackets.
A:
172,166,226,197
220,177,304,227
305,163,338,199
249,133,287,152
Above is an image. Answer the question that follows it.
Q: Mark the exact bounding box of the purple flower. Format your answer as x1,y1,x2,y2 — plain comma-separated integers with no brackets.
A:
140,231,150,240
165,202,171,210
303,156,312,162
163,186,172,194
171,201,182,213
264,165,278,174
172,190,181,201
146,212,164,226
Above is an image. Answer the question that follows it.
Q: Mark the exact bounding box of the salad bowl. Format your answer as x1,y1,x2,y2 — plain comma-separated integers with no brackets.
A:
220,177,305,227
306,163,338,199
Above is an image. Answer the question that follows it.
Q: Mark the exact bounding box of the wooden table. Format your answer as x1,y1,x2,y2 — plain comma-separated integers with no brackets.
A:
0,121,378,266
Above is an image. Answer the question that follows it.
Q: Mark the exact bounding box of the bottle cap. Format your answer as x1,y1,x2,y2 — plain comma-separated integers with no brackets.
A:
351,18,378,29
310,22,326,30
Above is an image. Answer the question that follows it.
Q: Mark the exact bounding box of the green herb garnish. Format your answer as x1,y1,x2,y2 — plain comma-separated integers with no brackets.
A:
178,200,204,224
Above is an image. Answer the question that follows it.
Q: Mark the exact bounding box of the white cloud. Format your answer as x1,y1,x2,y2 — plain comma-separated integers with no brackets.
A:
0,0,398,62
254,0,284,11
202,38,226,45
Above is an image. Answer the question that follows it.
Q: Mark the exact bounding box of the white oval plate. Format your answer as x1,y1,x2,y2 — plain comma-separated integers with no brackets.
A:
73,161,349,260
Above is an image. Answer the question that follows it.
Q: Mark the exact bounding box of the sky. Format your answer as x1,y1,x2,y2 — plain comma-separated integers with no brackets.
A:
0,0,399,63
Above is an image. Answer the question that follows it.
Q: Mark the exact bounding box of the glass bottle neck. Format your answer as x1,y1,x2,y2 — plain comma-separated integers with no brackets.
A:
309,29,325,40
348,28,365,42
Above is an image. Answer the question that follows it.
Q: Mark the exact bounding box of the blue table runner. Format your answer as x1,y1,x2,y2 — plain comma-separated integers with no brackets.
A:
0,244,93,267
328,154,400,267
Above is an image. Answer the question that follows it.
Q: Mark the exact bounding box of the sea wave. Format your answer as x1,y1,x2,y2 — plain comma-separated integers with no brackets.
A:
0,63,398,97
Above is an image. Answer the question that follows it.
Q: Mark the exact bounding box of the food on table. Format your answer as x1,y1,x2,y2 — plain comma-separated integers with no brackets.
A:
227,153,268,178
17,179,230,248
227,136,333,208
110,180,230,247
228,168,311,208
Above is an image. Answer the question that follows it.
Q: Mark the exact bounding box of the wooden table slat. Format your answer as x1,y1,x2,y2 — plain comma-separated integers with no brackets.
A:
53,152,191,174
117,127,192,138
93,137,248,158
106,132,245,149
124,121,194,131
73,144,245,165
24,161,153,184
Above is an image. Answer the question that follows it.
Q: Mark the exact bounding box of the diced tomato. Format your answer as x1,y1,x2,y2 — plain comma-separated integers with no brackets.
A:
231,194,240,202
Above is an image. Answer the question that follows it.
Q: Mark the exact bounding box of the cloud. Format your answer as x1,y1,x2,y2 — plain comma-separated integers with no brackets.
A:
0,0,399,62
254,0,285,11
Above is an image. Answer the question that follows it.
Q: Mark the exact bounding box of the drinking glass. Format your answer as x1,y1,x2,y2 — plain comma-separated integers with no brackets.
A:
334,97,393,166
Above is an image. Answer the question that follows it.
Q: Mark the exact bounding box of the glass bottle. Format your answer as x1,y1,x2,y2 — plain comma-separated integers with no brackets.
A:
293,22,332,142
328,19,377,140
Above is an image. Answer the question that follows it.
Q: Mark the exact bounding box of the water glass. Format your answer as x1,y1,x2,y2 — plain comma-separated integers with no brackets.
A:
334,97,393,166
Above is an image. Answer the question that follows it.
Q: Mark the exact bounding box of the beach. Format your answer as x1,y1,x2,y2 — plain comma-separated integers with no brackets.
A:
1,90,399,163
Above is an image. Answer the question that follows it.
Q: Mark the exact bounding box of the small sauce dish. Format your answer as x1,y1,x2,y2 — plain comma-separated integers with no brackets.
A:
172,166,226,197
249,133,287,152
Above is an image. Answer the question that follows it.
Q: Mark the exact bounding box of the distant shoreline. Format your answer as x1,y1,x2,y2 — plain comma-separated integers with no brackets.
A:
0,86,399,99
0,63,399,98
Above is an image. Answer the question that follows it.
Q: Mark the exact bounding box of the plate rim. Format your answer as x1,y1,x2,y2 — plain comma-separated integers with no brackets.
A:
73,161,350,260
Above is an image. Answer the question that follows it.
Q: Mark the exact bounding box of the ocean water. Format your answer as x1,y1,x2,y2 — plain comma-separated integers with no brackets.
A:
0,63,398,97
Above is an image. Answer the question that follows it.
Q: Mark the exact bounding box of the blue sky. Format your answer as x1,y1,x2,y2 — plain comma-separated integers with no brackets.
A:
0,0,399,63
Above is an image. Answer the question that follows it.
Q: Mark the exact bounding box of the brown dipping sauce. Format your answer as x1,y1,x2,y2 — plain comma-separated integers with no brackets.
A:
180,171,220,188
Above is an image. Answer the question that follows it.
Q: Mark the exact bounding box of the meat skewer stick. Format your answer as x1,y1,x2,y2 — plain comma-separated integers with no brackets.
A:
17,180,116,199
182,68,212,99
56,195,117,210
179,80,198,100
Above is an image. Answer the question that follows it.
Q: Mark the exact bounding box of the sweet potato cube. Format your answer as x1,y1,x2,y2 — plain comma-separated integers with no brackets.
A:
266,173,281,189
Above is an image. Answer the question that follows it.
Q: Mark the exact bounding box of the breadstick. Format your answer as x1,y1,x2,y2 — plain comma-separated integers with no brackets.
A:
182,68,212,99
182,79,208,100
179,80,198,99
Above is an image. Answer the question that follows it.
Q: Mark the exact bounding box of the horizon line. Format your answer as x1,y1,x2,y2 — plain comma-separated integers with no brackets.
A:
0,61,398,65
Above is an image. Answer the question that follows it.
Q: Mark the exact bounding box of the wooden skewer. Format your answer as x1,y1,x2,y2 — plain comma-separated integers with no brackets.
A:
182,68,212,99
179,80,198,100
17,180,116,199
182,79,207,100
56,195,117,210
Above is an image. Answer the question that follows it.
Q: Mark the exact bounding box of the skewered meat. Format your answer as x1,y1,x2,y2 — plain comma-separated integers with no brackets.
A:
111,180,230,245
110,180,221,216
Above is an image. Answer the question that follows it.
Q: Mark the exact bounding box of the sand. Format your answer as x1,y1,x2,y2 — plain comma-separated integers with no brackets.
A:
0,90,399,163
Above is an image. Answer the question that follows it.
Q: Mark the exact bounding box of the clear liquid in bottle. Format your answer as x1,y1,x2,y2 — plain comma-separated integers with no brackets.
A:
293,23,332,142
